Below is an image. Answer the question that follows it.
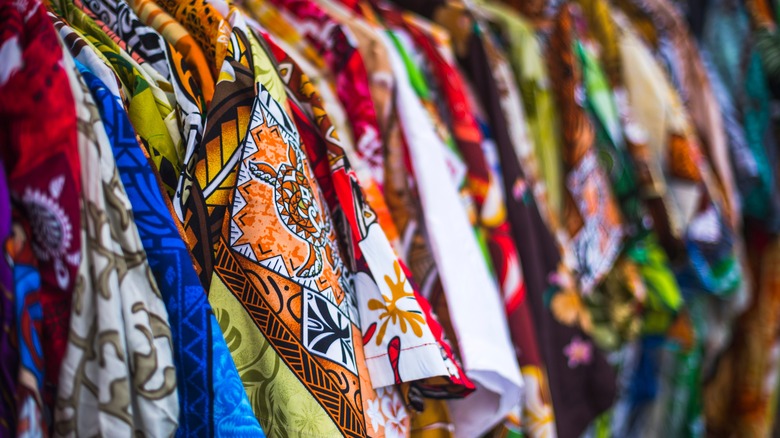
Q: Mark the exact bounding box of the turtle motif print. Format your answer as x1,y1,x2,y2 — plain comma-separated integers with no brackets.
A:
248,142,334,278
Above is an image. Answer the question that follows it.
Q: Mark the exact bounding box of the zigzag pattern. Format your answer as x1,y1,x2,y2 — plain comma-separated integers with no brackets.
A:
214,239,366,438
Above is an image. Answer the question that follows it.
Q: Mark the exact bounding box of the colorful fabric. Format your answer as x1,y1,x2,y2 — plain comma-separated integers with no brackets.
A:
216,49,384,438
79,64,264,437
0,162,15,435
480,3,564,223
263,30,475,396
55,40,178,437
0,0,81,416
53,0,183,197
264,0,387,187
76,0,171,79
52,16,124,100
633,0,740,226
705,229,780,437
547,5,624,295
459,10,617,437
127,0,215,104
378,20,524,437
8,214,46,438
154,0,230,71
703,0,780,228
180,17,255,290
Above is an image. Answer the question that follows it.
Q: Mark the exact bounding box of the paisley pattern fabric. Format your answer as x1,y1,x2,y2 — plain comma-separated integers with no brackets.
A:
55,40,179,437
0,0,81,417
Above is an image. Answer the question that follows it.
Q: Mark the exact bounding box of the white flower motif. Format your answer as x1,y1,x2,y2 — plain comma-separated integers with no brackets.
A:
379,387,409,438
365,396,385,433
23,185,72,261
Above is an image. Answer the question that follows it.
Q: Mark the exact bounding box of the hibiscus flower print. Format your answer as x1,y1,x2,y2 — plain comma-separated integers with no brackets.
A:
563,336,593,368
378,387,409,438
365,396,385,434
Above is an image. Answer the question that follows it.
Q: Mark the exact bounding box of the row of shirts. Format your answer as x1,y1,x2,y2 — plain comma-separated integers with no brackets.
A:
1,0,779,435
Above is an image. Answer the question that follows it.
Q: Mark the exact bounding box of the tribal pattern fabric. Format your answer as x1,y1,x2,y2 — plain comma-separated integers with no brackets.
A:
76,0,171,78
263,32,475,395
266,0,387,187
183,20,255,289
216,64,382,438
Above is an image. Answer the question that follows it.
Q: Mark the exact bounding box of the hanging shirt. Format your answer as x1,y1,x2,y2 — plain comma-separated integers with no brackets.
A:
53,0,183,196
74,0,171,79
379,23,524,438
264,26,475,396
0,0,82,417
78,63,265,436
265,0,387,188
547,5,625,295
55,34,179,437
